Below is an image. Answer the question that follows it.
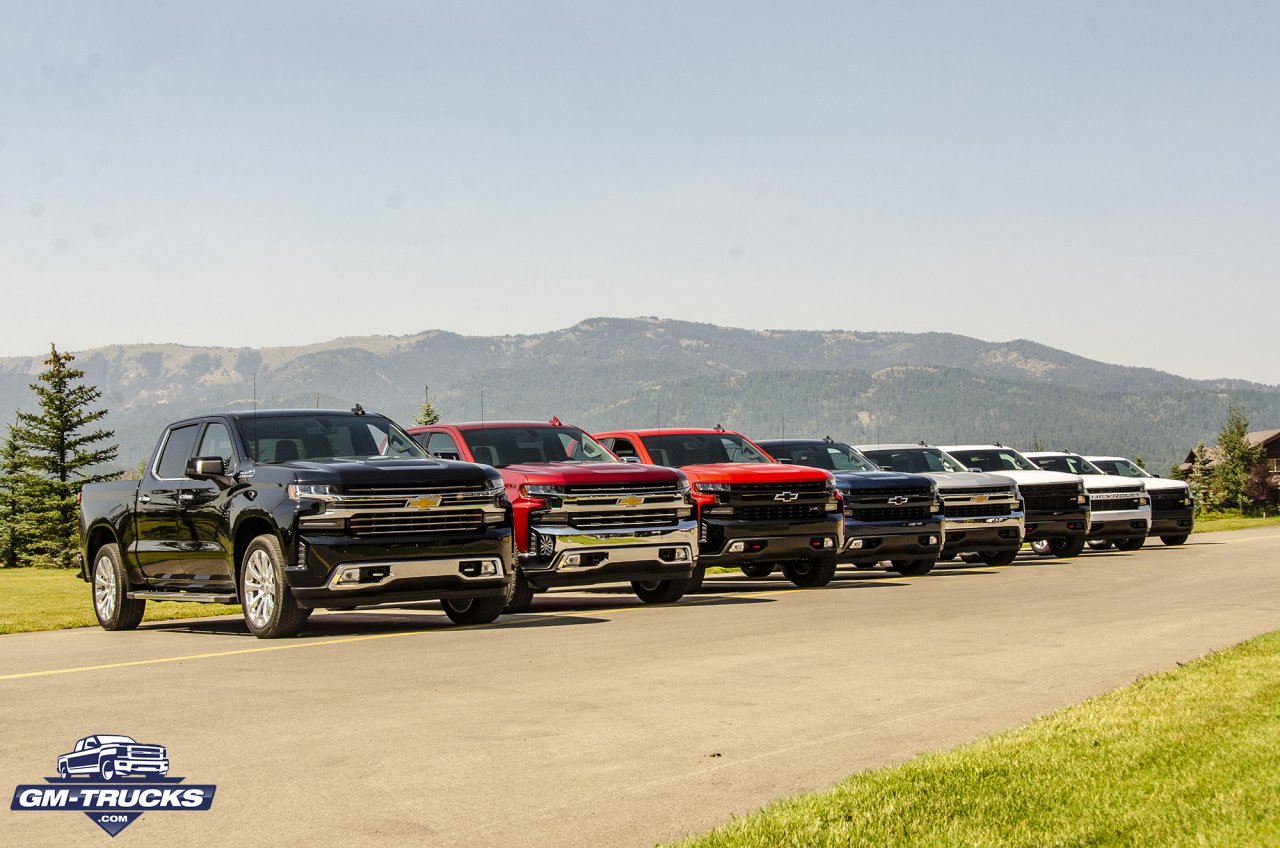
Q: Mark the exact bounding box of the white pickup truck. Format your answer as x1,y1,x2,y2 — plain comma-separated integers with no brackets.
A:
1023,452,1151,551
1086,455,1194,547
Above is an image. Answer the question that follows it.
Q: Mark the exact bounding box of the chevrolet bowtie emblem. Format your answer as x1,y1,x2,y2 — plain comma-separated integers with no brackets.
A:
617,495,644,508
409,495,443,509
972,494,989,503
773,492,799,502
887,496,909,505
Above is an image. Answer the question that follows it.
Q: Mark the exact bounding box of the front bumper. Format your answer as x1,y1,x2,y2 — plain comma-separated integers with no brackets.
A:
840,517,944,564
941,514,1025,555
698,514,842,566
1088,508,1152,540
113,760,169,776
1149,507,1195,537
1023,509,1091,542
287,528,514,609
521,520,697,588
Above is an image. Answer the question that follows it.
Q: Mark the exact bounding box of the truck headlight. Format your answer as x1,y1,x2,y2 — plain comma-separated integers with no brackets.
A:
693,482,731,494
521,484,563,497
288,483,335,500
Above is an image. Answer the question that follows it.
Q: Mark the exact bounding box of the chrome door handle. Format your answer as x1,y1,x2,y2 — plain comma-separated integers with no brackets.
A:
138,494,152,504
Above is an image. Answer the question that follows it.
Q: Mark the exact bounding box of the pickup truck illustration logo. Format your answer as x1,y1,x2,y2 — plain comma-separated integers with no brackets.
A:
58,735,169,781
11,734,215,837
773,492,799,502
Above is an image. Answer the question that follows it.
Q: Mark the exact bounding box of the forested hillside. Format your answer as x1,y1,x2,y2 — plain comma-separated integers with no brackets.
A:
0,318,1274,473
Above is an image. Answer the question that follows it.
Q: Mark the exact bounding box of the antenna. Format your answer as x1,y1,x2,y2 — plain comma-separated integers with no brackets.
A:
315,392,320,409
480,389,485,429
252,368,259,460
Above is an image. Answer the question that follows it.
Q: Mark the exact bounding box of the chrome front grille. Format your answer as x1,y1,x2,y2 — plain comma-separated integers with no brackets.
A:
348,510,486,537
568,509,681,529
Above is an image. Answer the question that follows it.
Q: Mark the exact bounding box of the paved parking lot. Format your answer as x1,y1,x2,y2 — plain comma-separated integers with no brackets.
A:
3,529,1278,847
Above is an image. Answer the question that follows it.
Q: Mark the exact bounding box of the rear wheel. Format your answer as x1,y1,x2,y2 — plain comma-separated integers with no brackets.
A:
632,577,690,604
240,535,309,639
1113,537,1146,551
441,595,506,625
1034,536,1085,558
1160,534,1190,546
889,558,934,576
503,571,535,613
739,564,775,578
978,549,1018,566
852,562,878,570
92,544,146,631
1088,540,1113,551
782,556,837,588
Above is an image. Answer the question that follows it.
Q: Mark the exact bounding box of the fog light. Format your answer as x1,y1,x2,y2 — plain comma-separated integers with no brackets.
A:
728,541,746,553
674,548,689,561
927,536,938,546
336,568,361,585
848,539,864,549
563,553,582,566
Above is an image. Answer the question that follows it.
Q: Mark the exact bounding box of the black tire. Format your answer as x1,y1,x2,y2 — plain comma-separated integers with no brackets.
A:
1036,536,1086,558
1160,534,1190,546
687,565,706,594
441,595,506,625
978,549,1019,566
1113,537,1145,552
1087,540,1113,551
632,577,691,604
782,556,838,588
503,571,536,613
739,564,775,578
890,558,935,576
939,551,958,561
100,759,117,781
58,762,69,778
240,534,309,639
91,543,146,631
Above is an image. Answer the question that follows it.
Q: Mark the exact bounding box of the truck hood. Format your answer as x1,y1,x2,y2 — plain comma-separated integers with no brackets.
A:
1079,476,1146,493
831,470,935,490
498,461,683,486
676,463,833,485
278,456,498,487
921,471,1018,491
1128,477,1188,493
980,470,1082,487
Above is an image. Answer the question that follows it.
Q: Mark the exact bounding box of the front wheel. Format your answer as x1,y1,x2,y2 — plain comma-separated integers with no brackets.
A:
240,535,309,639
687,565,706,594
1160,534,1190,546
92,543,146,631
100,759,117,781
782,557,837,588
852,562,878,570
632,577,690,604
441,595,506,625
1035,536,1086,558
978,549,1019,566
1113,537,1145,552
739,564,775,578
889,558,934,576
1088,540,1113,551
504,571,535,613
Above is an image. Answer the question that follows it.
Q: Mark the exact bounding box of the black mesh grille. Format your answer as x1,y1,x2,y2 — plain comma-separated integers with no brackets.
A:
1021,485,1081,514
946,503,1013,518
849,505,933,522
846,486,933,501
735,504,828,522
562,482,681,495
1092,496,1144,512
729,481,828,493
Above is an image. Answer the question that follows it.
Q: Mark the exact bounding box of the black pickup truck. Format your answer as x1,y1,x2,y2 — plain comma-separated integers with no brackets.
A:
79,409,514,638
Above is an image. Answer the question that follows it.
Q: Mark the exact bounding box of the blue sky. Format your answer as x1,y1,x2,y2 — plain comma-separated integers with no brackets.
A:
3,1,1277,383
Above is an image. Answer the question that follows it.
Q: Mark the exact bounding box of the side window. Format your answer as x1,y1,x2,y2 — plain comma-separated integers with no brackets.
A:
609,438,639,459
154,424,201,479
427,432,462,460
197,422,235,467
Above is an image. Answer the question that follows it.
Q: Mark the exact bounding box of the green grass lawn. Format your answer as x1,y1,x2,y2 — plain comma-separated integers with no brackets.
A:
1192,513,1280,534
0,568,241,635
669,630,1280,848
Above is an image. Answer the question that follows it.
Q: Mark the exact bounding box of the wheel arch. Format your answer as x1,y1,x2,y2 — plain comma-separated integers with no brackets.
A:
231,515,281,595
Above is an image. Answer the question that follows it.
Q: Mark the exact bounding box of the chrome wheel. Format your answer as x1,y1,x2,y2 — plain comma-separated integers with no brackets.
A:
1030,539,1051,555
243,549,277,628
94,555,116,621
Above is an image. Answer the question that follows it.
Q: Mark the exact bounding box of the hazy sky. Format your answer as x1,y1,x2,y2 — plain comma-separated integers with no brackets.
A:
3,2,1277,383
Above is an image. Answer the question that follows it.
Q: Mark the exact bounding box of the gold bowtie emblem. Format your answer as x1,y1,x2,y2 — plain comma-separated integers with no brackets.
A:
409,495,443,509
617,495,644,508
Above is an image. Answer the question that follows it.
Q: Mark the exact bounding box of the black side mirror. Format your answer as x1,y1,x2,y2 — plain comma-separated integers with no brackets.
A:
432,452,461,461
879,464,894,471
186,456,230,485
777,458,793,464
621,455,641,464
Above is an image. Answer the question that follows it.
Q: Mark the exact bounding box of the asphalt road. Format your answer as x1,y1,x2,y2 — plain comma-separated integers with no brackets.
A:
3,528,1278,848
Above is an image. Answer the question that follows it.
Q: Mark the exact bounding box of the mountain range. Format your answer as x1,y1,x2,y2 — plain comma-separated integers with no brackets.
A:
1,317,1275,475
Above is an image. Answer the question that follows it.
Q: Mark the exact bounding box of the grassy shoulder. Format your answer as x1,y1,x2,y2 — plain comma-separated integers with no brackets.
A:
669,630,1280,848
0,568,241,635
1192,513,1280,534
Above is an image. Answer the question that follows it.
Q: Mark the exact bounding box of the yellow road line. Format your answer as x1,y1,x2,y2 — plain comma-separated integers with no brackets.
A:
1218,533,1280,544
0,585,806,682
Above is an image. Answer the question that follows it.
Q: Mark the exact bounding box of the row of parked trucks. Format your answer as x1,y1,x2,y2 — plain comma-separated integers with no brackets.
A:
79,409,1195,638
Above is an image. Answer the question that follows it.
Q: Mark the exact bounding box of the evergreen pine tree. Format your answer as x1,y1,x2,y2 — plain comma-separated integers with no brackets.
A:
10,345,119,568
1213,403,1261,513
1187,441,1214,514
0,427,32,568
414,385,441,426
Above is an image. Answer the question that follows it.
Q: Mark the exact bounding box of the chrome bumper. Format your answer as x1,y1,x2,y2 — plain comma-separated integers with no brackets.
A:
524,520,698,571
325,557,506,591
942,513,1025,534
1088,507,1152,539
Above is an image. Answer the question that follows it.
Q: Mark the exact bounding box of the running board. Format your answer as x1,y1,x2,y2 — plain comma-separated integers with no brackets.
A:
127,591,238,604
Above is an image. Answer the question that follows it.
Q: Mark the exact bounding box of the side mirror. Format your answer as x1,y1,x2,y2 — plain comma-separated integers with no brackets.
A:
777,458,793,464
186,456,229,484
621,455,641,463
969,467,983,474
879,464,894,471
432,451,461,461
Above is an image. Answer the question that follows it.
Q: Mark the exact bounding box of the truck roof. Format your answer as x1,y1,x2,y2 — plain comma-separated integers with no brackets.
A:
606,428,745,436
421,421,576,430
172,409,381,426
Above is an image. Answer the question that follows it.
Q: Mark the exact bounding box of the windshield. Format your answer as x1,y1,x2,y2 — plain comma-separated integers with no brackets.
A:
945,448,1041,473
459,426,618,468
94,735,136,746
1090,458,1151,478
1030,454,1105,475
762,441,879,472
240,415,427,462
859,447,968,474
639,433,773,467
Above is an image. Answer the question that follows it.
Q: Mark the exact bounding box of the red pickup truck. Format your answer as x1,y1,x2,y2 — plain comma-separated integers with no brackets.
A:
407,420,697,611
593,427,843,589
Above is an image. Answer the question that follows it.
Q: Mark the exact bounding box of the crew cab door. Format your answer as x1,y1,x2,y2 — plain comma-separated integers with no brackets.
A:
135,423,200,583
180,420,237,589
